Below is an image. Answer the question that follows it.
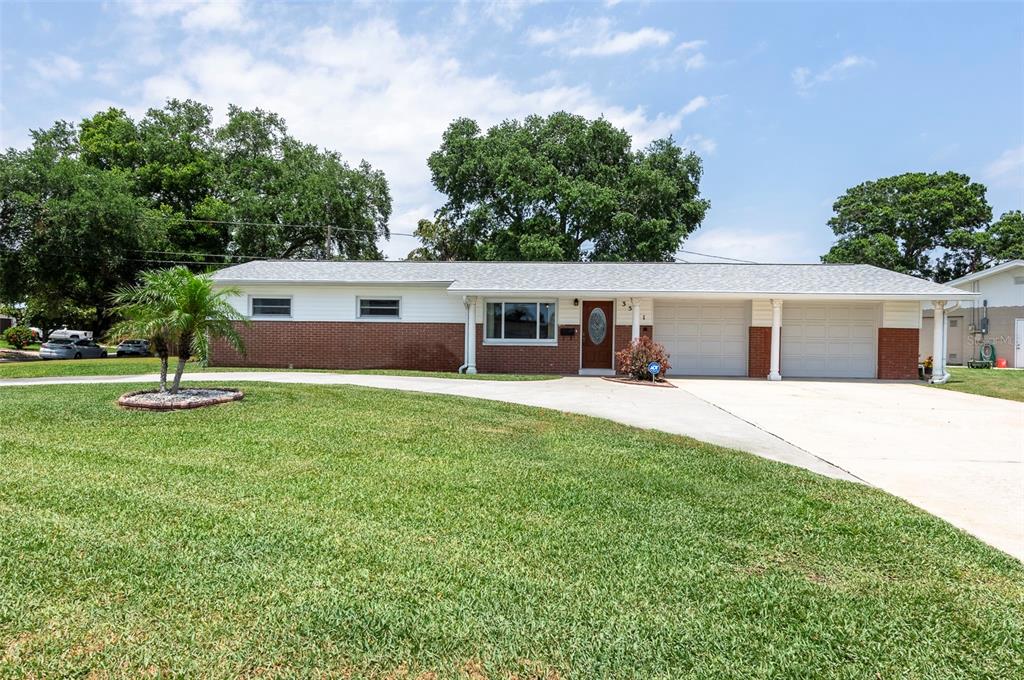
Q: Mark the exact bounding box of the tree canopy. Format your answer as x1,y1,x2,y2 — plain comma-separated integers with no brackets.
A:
0,99,391,333
819,171,1012,281
417,112,709,261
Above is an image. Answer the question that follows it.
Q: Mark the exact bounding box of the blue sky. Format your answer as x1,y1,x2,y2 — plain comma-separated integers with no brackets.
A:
2,0,1022,261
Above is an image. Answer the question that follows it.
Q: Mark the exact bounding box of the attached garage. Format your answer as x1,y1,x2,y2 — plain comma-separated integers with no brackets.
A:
781,303,878,378
654,301,748,376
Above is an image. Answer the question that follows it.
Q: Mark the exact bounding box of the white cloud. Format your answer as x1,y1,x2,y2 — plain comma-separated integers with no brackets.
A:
528,18,672,57
683,52,707,71
29,54,83,82
985,144,1024,188
649,39,708,71
792,54,874,92
682,133,716,155
684,227,809,263
180,1,252,32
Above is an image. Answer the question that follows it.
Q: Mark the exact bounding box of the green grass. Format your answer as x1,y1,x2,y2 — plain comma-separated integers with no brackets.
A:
928,366,1024,402
1,382,1021,678
0,357,555,381
0,339,40,351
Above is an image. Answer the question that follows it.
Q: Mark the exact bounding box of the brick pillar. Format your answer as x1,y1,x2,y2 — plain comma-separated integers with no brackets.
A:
748,327,772,378
877,327,920,380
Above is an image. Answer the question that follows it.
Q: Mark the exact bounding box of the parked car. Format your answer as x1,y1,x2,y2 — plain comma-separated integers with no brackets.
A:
39,338,107,360
116,339,150,357
49,327,93,341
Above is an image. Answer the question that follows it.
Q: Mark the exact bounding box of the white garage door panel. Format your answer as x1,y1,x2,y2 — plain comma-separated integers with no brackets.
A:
654,301,748,376
782,303,878,378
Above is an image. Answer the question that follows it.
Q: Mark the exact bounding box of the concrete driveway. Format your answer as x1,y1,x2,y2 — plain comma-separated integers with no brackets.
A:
677,378,1024,560
3,372,1021,559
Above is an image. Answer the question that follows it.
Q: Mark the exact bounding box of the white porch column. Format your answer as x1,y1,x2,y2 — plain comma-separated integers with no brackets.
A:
466,296,478,374
930,300,947,384
631,298,641,341
768,299,783,381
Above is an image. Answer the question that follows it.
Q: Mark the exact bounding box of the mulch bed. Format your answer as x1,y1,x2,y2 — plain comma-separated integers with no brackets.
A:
117,387,245,411
601,376,677,388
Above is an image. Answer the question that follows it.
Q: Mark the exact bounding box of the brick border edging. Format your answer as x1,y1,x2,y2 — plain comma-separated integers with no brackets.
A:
116,387,245,411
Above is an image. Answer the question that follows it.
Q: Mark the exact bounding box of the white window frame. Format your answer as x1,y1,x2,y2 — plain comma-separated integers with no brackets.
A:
483,299,558,345
249,295,293,319
356,296,402,320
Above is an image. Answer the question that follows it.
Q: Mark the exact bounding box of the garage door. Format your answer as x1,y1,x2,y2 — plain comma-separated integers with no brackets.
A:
654,301,747,376
781,303,878,378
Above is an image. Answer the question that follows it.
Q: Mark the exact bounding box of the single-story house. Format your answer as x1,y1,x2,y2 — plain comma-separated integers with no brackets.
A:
209,261,975,381
921,259,1024,368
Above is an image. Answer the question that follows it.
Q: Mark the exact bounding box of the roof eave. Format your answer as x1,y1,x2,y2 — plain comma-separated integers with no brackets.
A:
445,289,980,301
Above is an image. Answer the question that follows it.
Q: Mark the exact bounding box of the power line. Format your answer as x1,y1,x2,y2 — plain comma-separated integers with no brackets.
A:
677,248,757,264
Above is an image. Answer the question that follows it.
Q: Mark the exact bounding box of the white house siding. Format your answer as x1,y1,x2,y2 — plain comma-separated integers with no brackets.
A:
223,284,465,323
881,301,922,329
751,299,772,327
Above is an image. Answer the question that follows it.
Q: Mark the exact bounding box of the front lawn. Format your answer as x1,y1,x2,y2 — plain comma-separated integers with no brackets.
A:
1,383,1020,678
0,339,40,351
0,357,555,381
929,366,1024,402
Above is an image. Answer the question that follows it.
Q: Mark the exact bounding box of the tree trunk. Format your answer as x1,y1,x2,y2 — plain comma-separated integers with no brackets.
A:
170,355,187,394
159,354,169,392
170,332,192,394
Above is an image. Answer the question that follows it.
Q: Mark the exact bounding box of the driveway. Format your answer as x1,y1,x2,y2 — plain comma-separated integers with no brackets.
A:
678,378,1024,560
3,372,1021,559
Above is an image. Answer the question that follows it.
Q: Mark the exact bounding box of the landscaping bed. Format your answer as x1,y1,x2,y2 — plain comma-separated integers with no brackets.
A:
1,382,1021,678
117,387,244,410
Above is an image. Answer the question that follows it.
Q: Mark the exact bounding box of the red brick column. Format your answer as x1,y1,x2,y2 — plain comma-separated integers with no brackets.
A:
210,321,464,371
475,324,580,374
748,326,772,378
877,328,920,380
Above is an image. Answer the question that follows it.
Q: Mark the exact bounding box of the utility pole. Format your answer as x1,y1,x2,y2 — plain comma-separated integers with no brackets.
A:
325,224,332,260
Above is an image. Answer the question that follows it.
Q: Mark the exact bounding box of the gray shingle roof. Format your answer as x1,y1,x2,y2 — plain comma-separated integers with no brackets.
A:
211,260,974,299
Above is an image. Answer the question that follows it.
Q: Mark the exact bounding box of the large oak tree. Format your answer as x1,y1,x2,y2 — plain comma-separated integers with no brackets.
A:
821,172,995,280
417,112,709,261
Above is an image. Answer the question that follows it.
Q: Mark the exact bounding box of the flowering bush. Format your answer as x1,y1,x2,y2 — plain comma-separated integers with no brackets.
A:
3,325,33,349
616,335,672,381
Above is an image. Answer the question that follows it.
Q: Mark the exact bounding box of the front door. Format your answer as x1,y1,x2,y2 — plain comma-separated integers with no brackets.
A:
581,300,614,369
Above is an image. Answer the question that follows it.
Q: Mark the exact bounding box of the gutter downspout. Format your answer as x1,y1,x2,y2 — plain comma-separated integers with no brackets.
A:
458,296,470,373
930,301,960,384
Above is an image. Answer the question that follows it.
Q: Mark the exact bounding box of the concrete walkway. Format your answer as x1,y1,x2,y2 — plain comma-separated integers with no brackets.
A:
3,372,1021,559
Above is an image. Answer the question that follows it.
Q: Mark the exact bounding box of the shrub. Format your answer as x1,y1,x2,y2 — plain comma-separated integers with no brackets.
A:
616,335,672,381
3,325,34,349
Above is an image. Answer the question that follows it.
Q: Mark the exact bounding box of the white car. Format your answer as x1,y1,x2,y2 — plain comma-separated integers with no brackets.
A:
50,328,93,341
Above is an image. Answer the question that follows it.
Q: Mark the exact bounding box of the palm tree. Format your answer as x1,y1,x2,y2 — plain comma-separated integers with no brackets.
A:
162,268,246,394
109,268,186,391
110,267,246,394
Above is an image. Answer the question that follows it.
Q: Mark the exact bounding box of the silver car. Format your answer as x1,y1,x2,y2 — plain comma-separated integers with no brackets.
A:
39,338,108,360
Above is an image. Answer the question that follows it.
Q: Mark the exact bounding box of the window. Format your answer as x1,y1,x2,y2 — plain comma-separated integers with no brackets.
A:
251,297,291,316
358,298,401,318
485,301,556,342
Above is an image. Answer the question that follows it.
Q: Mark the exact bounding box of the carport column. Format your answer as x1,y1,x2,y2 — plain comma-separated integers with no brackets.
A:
768,299,783,381
930,300,947,384
631,298,641,341
466,296,478,375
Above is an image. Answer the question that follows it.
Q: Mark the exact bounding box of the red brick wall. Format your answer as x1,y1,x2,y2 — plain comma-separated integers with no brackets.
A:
209,321,464,371
475,324,580,374
877,327,920,380
748,326,772,378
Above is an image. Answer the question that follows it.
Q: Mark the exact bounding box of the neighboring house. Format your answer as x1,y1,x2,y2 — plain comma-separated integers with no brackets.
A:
209,261,974,380
921,259,1024,368
0,315,14,333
